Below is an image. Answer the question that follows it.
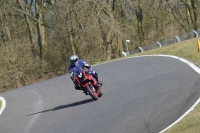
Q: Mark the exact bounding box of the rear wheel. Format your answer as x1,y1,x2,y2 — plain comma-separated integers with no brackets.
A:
85,84,98,100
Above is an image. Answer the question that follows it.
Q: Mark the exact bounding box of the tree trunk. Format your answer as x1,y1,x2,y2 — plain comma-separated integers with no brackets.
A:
135,0,144,46
36,0,45,59
191,0,198,30
17,0,34,44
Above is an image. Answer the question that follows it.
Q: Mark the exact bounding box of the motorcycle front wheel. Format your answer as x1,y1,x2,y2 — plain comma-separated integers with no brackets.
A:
85,83,98,100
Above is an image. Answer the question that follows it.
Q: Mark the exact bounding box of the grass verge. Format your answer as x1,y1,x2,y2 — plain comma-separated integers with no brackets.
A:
132,37,200,133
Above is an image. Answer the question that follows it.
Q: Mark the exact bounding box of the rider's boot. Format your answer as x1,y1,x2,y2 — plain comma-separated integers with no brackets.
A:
94,76,103,86
75,84,88,95
92,72,103,86
95,82,102,91
74,84,82,90
83,90,88,95
74,84,81,90
97,81,103,86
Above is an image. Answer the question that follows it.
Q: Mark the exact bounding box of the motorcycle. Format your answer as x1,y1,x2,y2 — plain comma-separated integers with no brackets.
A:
72,67,103,100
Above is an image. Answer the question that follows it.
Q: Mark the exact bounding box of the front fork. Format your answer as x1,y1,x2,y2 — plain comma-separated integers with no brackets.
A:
80,82,95,94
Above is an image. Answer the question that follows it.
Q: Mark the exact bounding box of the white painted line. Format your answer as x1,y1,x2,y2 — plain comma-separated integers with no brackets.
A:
0,97,6,115
24,90,44,133
129,54,200,133
160,97,200,133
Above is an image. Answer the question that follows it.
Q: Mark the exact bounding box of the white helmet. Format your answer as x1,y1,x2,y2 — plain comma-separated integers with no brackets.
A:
69,55,79,64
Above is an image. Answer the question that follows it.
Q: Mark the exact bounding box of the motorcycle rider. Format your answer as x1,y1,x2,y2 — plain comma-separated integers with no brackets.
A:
68,54,103,95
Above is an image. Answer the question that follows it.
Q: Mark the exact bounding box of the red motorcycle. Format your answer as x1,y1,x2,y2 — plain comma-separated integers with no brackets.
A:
73,67,103,100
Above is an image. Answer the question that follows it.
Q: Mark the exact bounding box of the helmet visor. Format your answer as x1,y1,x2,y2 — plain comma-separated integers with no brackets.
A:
71,59,78,64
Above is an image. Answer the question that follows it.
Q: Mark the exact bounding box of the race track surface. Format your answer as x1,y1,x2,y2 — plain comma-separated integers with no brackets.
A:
1,56,200,133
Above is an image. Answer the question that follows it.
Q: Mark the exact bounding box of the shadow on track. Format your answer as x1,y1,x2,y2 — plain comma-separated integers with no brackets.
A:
27,98,94,116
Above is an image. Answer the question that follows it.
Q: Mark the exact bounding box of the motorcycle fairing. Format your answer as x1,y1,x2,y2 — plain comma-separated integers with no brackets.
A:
73,67,97,87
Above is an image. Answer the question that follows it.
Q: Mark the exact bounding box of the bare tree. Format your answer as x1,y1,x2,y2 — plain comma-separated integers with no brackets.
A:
168,0,199,32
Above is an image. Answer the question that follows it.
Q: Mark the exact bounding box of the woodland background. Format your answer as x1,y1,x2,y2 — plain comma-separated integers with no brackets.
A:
0,0,199,92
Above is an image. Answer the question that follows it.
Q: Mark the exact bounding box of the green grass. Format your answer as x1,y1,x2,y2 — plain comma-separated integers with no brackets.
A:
132,38,200,67
131,37,200,133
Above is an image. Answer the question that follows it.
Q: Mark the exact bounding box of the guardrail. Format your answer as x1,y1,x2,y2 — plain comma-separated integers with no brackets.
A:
123,29,200,56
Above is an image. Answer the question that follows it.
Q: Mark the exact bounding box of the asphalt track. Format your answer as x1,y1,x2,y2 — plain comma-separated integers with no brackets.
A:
1,56,200,133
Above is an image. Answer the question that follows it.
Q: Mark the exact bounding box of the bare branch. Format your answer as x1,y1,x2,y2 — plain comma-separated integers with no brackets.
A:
0,0,4,7
11,6,38,22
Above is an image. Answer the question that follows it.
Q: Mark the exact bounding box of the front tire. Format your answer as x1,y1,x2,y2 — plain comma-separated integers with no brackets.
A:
85,84,98,100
